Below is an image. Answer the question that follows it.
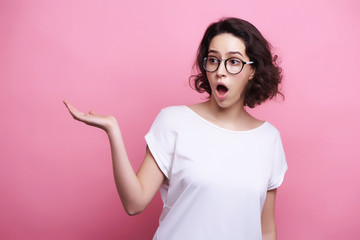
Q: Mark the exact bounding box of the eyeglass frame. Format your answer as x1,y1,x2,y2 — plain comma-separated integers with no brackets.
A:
203,56,254,75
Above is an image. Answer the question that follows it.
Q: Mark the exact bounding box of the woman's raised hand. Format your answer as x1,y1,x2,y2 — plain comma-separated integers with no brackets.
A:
63,100,165,215
63,100,117,133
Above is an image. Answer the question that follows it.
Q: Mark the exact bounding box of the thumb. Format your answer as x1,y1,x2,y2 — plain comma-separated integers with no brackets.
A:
89,110,99,116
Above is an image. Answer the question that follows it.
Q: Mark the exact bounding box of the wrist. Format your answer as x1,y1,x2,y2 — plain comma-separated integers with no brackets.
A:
105,116,120,134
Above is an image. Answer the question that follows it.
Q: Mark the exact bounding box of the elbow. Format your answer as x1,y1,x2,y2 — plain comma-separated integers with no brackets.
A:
121,195,148,216
126,209,142,216
124,205,145,216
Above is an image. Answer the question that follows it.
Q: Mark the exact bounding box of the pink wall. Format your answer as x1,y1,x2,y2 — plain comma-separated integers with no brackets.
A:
1,0,359,239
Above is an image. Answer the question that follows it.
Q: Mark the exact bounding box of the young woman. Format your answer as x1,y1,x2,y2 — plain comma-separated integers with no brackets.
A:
64,17,288,240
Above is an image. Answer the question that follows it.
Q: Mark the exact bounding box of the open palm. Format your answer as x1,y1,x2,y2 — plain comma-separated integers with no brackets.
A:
63,100,117,132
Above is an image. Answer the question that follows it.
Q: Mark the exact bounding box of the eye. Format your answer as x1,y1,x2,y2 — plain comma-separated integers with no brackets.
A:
207,56,219,64
228,58,241,65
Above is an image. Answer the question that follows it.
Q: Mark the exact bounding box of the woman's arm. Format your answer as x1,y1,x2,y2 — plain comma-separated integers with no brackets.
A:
261,188,277,240
63,101,165,215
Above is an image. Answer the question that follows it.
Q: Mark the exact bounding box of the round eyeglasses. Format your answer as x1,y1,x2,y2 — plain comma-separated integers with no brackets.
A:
203,56,254,75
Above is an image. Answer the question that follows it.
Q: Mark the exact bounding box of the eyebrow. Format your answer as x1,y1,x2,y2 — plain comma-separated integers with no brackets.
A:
208,50,243,57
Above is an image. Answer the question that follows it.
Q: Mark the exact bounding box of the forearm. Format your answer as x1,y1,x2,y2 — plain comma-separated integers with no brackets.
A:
107,123,145,215
63,101,149,215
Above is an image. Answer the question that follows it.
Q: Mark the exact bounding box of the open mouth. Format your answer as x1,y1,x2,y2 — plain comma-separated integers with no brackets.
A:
216,84,228,97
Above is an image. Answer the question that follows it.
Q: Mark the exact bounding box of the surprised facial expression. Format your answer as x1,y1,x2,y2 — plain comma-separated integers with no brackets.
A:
206,33,255,109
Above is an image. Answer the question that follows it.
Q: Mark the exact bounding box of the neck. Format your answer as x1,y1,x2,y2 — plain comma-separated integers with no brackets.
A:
206,96,248,123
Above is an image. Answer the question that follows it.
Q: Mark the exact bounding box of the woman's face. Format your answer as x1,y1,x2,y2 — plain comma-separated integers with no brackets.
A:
206,33,255,109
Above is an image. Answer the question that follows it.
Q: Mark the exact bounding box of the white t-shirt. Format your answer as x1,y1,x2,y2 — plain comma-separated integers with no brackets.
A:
145,106,288,240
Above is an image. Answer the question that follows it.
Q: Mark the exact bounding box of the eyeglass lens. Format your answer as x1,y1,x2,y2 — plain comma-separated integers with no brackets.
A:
204,56,244,74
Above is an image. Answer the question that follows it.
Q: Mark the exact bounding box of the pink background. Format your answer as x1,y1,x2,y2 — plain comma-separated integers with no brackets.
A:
1,0,359,239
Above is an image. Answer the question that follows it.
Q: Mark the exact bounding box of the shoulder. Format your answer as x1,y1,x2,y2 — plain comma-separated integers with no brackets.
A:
151,105,188,128
264,122,281,135
261,121,282,142
159,105,187,114
157,105,188,120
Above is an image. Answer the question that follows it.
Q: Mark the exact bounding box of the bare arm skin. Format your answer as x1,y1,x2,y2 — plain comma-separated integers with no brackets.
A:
63,101,165,215
261,188,278,240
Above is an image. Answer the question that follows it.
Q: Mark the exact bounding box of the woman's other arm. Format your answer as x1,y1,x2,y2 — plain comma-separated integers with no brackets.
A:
261,188,277,240
63,101,165,216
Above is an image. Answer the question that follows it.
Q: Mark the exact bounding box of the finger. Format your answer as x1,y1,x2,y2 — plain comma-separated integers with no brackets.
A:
64,101,86,120
65,101,80,115
89,110,99,116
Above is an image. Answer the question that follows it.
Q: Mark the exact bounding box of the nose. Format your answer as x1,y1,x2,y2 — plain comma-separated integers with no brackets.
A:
216,60,227,77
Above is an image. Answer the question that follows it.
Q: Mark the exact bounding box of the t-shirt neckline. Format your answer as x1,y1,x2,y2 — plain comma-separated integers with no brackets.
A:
182,105,268,134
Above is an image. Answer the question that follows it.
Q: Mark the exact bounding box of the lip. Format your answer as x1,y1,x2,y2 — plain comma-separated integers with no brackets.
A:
215,82,229,100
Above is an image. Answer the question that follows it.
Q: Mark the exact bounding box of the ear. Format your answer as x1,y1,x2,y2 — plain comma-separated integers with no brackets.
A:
249,67,256,80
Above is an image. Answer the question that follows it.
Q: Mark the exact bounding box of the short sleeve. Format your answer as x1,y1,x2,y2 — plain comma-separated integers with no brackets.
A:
267,134,288,190
145,109,177,179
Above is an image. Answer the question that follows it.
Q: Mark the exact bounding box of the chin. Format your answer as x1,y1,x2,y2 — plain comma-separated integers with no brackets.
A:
215,98,243,110
214,98,232,109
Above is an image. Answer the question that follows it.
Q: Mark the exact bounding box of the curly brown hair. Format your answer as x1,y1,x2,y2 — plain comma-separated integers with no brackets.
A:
189,17,283,108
